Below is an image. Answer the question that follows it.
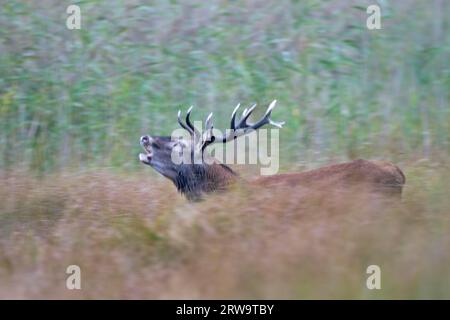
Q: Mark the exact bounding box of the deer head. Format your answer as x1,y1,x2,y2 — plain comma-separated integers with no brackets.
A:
139,100,284,200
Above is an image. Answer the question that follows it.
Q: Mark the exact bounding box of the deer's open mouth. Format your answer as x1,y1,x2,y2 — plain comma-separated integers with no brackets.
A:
139,152,152,164
139,135,153,165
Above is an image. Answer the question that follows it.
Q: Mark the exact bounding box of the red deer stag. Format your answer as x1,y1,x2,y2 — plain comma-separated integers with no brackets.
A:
139,101,405,201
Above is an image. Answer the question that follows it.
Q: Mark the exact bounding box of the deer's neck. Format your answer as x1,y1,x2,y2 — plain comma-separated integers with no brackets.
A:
174,163,237,200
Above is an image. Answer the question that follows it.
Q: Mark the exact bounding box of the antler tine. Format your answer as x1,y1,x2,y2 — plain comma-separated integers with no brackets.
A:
200,112,215,151
185,106,201,137
265,100,277,115
230,103,241,130
185,106,194,130
205,112,213,130
236,103,257,128
265,100,285,128
178,110,193,134
249,100,284,129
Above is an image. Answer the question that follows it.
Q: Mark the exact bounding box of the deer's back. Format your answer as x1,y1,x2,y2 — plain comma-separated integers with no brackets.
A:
253,159,405,197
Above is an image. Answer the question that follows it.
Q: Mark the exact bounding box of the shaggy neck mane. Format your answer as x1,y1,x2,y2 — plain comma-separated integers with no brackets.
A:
174,163,237,200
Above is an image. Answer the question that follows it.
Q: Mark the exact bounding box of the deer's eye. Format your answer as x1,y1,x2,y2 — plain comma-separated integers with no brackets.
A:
170,141,181,150
172,140,186,148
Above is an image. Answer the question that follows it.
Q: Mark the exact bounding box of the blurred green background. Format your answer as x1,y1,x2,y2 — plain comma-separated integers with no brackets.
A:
0,0,449,172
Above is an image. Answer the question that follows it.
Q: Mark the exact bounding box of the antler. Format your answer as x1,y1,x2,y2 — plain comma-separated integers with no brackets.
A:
177,106,201,137
221,99,284,142
177,100,284,152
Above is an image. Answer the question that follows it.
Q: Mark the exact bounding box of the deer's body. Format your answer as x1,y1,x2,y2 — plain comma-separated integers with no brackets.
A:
139,101,405,201
166,159,405,200
255,159,404,188
253,159,405,198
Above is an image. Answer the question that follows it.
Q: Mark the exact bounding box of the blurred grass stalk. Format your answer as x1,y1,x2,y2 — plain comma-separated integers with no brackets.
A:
0,0,449,172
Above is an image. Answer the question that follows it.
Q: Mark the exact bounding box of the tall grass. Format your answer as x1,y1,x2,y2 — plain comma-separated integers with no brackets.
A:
0,0,449,171
0,162,449,299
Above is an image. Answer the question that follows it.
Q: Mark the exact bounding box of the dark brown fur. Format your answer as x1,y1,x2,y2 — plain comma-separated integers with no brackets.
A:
174,163,237,201
177,159,405,200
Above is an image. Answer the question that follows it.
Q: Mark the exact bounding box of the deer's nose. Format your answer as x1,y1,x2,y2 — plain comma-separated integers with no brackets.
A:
140,135,151,146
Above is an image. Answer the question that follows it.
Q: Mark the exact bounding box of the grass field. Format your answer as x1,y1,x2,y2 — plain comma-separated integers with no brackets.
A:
0,0,449,299
0,161,449,299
